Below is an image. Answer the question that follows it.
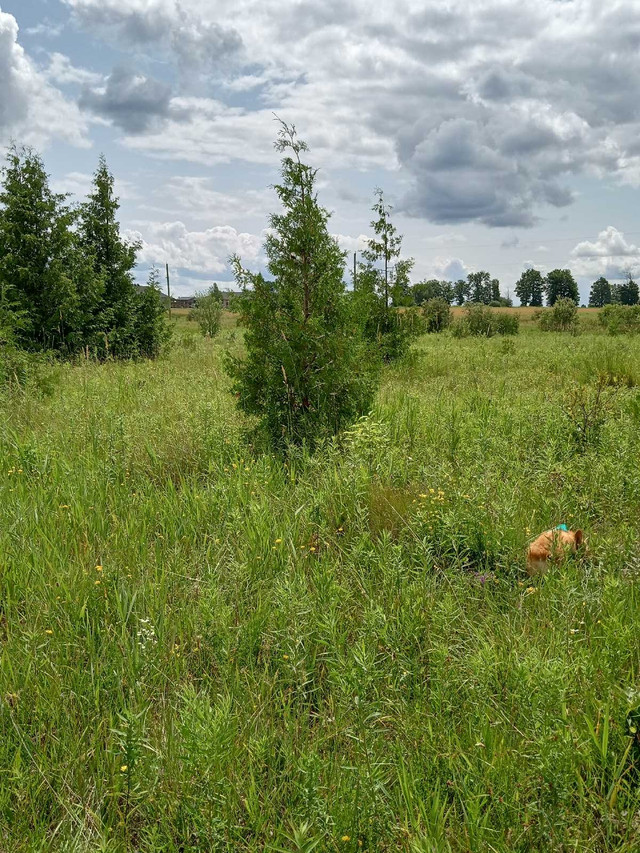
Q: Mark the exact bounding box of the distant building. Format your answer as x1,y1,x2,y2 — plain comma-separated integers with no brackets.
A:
168,290,241,310
220,290,241,309
171,296,197,309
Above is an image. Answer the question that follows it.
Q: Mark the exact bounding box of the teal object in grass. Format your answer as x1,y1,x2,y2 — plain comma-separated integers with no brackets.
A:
555,524,569,531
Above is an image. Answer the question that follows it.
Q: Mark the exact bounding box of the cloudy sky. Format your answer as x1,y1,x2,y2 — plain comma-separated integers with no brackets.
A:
1,0,640,300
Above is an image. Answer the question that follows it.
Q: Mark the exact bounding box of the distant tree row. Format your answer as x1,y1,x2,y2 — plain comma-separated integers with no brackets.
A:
514,268,580,306
0,147,170,360
514,268,639,308
390,272,511,309
588,275,639,308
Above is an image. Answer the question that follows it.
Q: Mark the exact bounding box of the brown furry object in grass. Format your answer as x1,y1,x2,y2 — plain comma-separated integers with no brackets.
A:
526,527,584,576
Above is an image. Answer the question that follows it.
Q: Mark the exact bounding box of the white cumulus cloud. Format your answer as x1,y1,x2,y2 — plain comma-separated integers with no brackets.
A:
571,226,640,279
0,10,89,149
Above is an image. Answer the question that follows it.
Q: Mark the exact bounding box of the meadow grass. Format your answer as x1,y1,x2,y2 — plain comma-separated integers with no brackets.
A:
1,315,640,851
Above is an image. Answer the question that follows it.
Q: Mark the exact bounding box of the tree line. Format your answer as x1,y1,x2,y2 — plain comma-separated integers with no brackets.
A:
514,267,639,308
0,147,170,361
587,275,639,308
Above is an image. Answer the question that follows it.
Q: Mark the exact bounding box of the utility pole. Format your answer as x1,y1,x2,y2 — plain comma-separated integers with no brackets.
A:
165,263,172,317
353,252,357,291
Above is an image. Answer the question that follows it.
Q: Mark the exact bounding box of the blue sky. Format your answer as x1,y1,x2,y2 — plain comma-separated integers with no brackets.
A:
1,0,640,300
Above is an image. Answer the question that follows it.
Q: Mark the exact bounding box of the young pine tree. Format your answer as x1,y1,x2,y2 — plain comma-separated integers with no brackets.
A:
0,146,80,353
356,188,418,359
79,155,141,357
135,267,172,359
362,188,404,310
226,121,376,451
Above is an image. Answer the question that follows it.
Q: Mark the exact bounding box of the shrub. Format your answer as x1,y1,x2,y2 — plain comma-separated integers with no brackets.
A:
134,268,173,358
599,304,640,335
562,375,621,450
451,304,519,338
494,313,519,336
193,286,223,337
538,298,579,333
422,297,451,333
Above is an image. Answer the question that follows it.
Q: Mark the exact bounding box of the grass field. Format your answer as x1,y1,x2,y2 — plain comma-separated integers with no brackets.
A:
1,312,640,851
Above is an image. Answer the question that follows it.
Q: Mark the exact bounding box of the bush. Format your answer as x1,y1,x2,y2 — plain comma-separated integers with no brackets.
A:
134,271,173,358
538,298,579,333
599,304,640,335
494,313,519,336
451,304,519,338
193,287,223,337
422,297,451,333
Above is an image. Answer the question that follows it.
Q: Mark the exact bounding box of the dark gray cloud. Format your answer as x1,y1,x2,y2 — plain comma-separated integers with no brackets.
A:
80,67,172,133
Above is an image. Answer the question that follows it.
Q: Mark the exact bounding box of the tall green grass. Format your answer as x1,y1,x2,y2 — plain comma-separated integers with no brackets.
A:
1,320,639,851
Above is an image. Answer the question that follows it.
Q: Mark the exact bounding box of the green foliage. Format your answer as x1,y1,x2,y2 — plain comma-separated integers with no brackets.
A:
453,278,470,305
78,155,144,359
134,268,173,359
193,284,223,337
545,269,579,305
361,188,412,310
451,304,519,337
515,268,544,307
562,375,621,450
616,275,639,306
226,122,377,451
589,277,612,307
353,191,420,361
0,146,79,353
538,297,579,332
413,279,454,306
599,304,640,335
422,297,452,332
0,147,169,367
467,270,491,304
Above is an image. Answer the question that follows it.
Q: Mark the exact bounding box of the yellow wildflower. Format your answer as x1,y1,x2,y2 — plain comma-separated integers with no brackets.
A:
45,629,53,635
120,765,128,772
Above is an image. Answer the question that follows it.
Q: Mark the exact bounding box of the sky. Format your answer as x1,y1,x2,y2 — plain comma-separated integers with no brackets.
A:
1,0,640,301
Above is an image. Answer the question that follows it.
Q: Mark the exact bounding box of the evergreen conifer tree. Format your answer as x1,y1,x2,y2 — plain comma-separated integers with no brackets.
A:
226,121,376,450
79,155,141,357
135,267,172,359
0,146,80,352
